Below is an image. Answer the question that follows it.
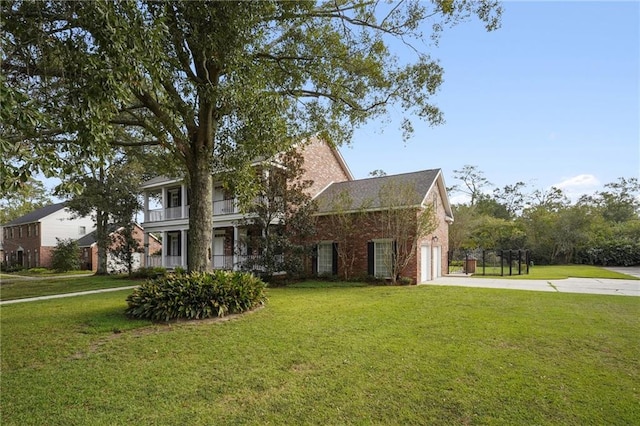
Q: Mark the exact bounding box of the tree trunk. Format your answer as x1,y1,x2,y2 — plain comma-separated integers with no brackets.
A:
187,149,213,272
96,209,108,275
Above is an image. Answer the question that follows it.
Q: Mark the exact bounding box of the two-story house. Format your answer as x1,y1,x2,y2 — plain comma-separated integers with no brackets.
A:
140,138,454,283
140,137,353,270
2,202,95,269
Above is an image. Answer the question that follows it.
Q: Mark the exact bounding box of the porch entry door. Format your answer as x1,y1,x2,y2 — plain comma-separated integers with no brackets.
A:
420,245,431,282
212,232,225,268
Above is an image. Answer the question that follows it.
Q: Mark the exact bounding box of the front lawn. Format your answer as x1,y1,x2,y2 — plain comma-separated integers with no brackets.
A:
1,285,638,425
479,264,639,280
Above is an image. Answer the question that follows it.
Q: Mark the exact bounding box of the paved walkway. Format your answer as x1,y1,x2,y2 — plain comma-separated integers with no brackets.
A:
430,273,640,297
0,286,138,305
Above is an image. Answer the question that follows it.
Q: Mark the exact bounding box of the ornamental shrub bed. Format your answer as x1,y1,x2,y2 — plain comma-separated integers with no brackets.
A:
125,270,266,322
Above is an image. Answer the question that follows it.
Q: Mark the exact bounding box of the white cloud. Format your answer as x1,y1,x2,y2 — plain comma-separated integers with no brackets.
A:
553,174,601,201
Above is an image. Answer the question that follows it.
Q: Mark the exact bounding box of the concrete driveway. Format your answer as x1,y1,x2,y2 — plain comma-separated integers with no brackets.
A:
430,273,640,297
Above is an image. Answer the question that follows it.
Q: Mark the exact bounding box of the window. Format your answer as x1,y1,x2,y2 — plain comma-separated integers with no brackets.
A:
79,226,86,235
35,223,38,236
167,232,181,256
35,250,39,267
317,242,334,275
27,225,31,237
10,228,14,238
168,188,181,208
373,240,393,278
19,226,23,238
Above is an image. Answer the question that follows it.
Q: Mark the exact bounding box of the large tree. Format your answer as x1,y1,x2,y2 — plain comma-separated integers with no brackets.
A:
2,0,502,271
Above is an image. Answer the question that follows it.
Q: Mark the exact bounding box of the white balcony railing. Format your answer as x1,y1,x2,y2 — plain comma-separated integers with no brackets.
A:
165,256,184,268
165,206,183,220
146,206,190,222
213,199,237,215
148,209,164,222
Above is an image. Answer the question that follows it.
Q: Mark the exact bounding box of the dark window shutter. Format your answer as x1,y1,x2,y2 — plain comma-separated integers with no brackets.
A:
392,240,398,279
332,242,339,275
367,241,374,276
312,244,318,275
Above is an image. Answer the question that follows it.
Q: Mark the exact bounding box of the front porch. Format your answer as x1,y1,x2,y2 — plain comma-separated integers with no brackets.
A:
144,226,273,271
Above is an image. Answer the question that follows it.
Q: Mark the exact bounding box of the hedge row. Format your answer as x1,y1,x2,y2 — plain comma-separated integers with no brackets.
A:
577,241,640,266
125,270,266,322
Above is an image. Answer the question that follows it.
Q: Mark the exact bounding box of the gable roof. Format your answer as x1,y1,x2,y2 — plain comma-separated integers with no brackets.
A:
4,202,67,226
314,169,453,221
76,223,153,247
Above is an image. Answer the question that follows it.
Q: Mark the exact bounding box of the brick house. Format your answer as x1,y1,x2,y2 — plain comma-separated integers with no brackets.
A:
1,202,95,269
312,169,453,283
139,137,453,282
76,223,162,273
140,137,353,269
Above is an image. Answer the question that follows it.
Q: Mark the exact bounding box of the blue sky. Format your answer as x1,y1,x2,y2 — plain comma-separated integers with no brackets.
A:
340,1,639,203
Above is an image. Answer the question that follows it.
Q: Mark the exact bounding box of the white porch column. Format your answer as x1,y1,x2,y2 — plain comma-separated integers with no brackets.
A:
161,231,167,268
181,183,188,219
181,229,188,268
144,192,149,223
233,225,239,270
162,187,167,216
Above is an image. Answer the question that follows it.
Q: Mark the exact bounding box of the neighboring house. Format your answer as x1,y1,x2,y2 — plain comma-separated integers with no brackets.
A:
76,223,161,273
312,169,454,283
140,137,353,270
1,202,95,269
139,137,454,283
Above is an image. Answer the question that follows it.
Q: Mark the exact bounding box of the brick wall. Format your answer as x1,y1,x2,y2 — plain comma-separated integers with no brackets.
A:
298,137,351,197
313,187,450,283
3,222,44,268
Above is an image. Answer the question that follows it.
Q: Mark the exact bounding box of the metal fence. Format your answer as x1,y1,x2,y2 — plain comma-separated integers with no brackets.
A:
448,249,530,276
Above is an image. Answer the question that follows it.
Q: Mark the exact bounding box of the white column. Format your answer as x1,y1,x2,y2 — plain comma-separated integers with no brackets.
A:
181,229,188,268
161,231,167,268
181,184,188,218
162,187,167,217
144,192,149,223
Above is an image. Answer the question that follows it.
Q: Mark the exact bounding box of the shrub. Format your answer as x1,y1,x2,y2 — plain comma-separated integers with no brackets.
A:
51,238,81,272
125,270,267,322
27,267,49,275
130,266,167,280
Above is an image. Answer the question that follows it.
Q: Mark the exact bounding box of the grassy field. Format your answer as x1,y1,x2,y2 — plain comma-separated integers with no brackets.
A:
0,275,137,301
1,284,638,425
476,264,639,280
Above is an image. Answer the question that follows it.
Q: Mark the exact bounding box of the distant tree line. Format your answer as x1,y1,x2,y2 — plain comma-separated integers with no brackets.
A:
448,165,640,266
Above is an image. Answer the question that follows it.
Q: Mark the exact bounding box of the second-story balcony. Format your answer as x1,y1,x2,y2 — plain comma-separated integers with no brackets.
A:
145,199,243,223
147,206,190,222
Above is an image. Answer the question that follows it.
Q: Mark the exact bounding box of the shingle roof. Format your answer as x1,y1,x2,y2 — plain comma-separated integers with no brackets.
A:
75,229,101,247
314,169,441,214
4,202,67,226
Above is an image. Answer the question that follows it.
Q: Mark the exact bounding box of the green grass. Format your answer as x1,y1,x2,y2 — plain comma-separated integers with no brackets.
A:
1,284,638,425
0,275,137,301
476,264,639,280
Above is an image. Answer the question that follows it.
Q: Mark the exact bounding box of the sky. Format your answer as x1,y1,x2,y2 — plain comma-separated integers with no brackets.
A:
339,1,640,204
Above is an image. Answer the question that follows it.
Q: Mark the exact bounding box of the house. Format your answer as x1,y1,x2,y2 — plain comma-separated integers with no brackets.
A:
76,223,162,273
140,137,353,269
1,202,95,269
312,169,454,283
139,138,453,282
